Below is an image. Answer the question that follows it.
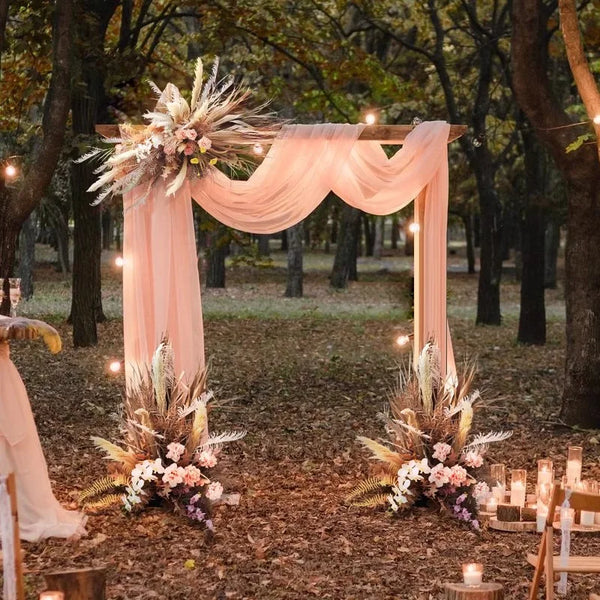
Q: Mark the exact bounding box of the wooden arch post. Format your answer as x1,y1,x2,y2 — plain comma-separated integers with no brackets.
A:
95,123,466,363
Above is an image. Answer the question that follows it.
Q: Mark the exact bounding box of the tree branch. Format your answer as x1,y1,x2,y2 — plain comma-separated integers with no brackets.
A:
559,0,600,160
0,0,10,78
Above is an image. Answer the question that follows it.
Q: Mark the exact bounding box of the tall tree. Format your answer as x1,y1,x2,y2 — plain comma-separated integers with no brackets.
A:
512,0,600,425
0,0,72,315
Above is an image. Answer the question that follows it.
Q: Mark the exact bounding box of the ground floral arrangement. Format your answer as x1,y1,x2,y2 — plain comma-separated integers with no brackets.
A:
79,56,280,202
80,341,245,529
347,343,512,528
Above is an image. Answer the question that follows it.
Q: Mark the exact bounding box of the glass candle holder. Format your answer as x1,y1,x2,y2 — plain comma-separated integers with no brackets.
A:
39,592,65,600
462,563,483,586
510,469,527,507
580,480,597,527
536,502,549,533
537,459,553,486
566,446,583,486
491,463,506,503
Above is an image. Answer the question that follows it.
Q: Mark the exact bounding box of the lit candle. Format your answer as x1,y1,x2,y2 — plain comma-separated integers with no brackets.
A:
536,503,549,533
40,592,65,600
537,459,553,486
580,480,597,527
462,563,483,586
510,470,527,508
483,497,498,513
491,464,506,503
566,446,582,485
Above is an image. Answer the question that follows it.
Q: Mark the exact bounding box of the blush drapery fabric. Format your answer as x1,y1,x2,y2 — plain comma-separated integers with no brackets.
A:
0,342,87,541
122,121,455,380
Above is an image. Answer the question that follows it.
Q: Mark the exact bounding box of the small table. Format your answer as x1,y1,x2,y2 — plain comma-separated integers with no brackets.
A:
444,582,504,599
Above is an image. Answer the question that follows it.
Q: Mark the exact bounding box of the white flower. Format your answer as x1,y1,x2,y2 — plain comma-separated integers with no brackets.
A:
205,481,223,501
432,442,452,462
197,449,217,468
462,450,484,469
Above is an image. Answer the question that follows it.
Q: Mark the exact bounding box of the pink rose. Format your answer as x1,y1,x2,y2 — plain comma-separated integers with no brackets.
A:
198,136,212,152
184,129,197,140
175,128,187,140
449,465,468,487
205,481,223,501
196,449,217,468
183,141,196,156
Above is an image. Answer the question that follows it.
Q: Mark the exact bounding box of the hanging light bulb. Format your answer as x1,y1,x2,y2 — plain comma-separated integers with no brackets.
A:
396,334,411,347
409,222,420,233
364,112,377,126
253,143,264,155
593,115,600,125
108,360,121,373
115,256,125,267
4,164,17,178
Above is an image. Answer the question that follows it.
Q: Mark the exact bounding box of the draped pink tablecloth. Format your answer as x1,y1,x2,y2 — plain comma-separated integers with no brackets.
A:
123,121,455,381
0,342,87,541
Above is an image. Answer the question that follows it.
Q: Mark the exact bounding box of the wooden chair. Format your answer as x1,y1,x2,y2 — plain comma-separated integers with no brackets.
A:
0,474,25,600
527,483,600,599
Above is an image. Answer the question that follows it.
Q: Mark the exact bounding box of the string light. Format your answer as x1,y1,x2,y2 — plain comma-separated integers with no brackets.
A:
364,112,377,126
253,143,264,155
108,360,121,373
594,115,600,125
408,222,420,233
4,164,17,178
396,334,412,347
115,256,124,267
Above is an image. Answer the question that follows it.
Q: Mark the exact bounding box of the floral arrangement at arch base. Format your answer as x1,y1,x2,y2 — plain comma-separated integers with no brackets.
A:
347,342,512,529
80,340,245,530
79,56,281,203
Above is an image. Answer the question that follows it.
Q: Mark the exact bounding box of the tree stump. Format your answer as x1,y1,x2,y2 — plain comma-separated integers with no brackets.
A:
44,568,106,600
444,582,504,599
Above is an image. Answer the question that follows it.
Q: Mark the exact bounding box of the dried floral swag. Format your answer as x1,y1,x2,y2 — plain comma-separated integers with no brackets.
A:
79,57,281,203
81,341,245,529
348,343,511,528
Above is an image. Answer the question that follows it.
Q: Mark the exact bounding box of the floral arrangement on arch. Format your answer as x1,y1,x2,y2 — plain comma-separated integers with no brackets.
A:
347,343,511,529
79,57,281,203
80,340,245,530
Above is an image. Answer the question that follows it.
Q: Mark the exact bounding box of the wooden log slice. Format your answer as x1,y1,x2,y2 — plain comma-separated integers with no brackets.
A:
44,567,106,600
489,518,537,532
444,582,504,599
496,504,520,522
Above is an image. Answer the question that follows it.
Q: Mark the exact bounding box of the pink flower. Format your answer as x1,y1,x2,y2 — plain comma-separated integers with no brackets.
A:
198,136,212,153
183,465,203,487
196,449,217,468
428,463,451,488
162,463,186,488
432,442,452,463
163,139,177,155
183,141,196,156
205,481,223,501
462,450,484,469
175,128,187,140
449,465,468,487
166,442,185,462
184,129,197,140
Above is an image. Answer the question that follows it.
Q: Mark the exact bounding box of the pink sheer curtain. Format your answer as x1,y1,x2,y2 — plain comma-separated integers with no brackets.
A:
122,121,455,380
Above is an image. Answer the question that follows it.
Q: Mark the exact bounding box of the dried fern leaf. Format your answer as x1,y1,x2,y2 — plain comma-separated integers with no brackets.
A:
345,475,396,503
350,493,391,508
79,474,129,503
82,494,125,511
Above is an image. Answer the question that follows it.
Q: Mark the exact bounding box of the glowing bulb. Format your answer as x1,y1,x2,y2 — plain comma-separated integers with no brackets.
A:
109,360,121,373
253,143,264,155
593,115,600,125
409,222,420,233
115,256,124,267
365,112,377,126
396,334,410,347
4,164,17,178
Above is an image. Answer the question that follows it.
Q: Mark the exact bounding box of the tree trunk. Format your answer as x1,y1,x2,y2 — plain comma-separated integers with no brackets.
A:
285,222,303,297
463,213,476,274
331,205,361,289
101,207,113,250
391,214,399,250
373,216,384,259
257,233,270,256
205,226,227,288
475,176,502,325
55,209,70,274
0,195,19,315
18,213,36,300
280,229,288,252
362,213,374,256
518,205,546,344
544,219,559,289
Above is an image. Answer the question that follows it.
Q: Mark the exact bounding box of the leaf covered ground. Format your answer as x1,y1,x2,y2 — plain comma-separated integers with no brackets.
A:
6,250,600,599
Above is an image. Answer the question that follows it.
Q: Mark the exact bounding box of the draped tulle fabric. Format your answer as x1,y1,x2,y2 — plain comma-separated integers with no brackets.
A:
123,121,455,379
0,343,87,541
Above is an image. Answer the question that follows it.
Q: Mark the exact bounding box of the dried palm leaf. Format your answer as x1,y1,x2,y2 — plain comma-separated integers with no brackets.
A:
91,436,138,470
356,436,407,471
